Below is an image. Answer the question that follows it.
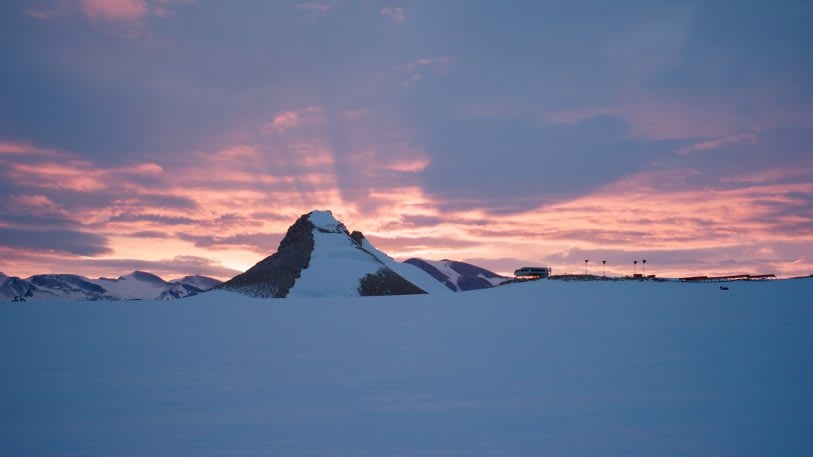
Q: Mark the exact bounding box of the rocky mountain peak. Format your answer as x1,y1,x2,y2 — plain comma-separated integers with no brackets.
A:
221,210,428,298
308,210,348,234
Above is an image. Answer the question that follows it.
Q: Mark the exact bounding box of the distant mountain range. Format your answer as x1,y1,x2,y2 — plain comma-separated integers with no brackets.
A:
2,210,508,301
0,271,222,302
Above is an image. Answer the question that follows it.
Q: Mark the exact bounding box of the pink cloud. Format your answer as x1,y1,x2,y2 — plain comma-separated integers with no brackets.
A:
404,56,452,72
8,161,104,191
6,194,68,218
546,91,800,142
397,56,452,87
296,2,331,13
546,107,615,126
122,162,164,174
265,111,302,133
289,143,335,167
380,7,406,22
25,2,65,19
3,133,811,280
678,133,759,156
262,107,323,134
211,145,259,160
24,0,195,25
78,0,149,22
0,140,65,157
386,157,430,173
547,102,740,140
720,166,813,185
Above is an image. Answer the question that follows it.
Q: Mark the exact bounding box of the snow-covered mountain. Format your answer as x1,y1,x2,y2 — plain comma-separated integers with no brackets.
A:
404,258,508,291
221,210,450,298
3,211,508,301
0,273,38,301
170,275,222,291
0,271,222,302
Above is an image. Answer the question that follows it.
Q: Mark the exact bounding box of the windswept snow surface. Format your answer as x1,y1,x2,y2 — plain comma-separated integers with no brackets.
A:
2,279,813,457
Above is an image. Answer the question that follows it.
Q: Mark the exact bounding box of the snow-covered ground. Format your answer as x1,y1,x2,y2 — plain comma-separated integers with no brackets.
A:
2,278,812,457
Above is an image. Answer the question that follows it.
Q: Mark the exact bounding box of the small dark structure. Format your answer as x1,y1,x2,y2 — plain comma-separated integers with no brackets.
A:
515,266,551,279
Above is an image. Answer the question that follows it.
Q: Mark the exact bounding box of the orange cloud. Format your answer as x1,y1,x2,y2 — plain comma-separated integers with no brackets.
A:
3,134,811,281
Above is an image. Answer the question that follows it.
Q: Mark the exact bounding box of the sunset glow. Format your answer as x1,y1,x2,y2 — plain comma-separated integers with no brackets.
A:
2,1,811,280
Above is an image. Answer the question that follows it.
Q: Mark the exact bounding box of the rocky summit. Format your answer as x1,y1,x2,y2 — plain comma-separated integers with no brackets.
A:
220,210,433,298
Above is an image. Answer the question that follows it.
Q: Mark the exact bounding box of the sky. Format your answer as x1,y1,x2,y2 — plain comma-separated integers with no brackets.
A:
1,0,812,280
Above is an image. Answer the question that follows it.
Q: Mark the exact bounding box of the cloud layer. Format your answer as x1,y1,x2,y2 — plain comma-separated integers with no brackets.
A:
1,1,811,279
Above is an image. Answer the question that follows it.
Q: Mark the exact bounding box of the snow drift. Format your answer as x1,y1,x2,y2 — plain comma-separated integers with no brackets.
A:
2,279,813,456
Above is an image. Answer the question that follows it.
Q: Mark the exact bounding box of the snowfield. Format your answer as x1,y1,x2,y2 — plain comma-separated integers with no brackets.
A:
2,278,812,457
286,223,385,297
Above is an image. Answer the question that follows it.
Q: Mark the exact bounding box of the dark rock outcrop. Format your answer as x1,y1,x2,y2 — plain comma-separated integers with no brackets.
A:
219,213,316,298
358,268,426,296
349,230,365,247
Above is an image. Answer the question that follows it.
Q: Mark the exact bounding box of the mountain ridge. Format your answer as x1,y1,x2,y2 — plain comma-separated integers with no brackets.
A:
2,210,508,301
221,210,433,298
0,271,222,302
405,258,508,291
